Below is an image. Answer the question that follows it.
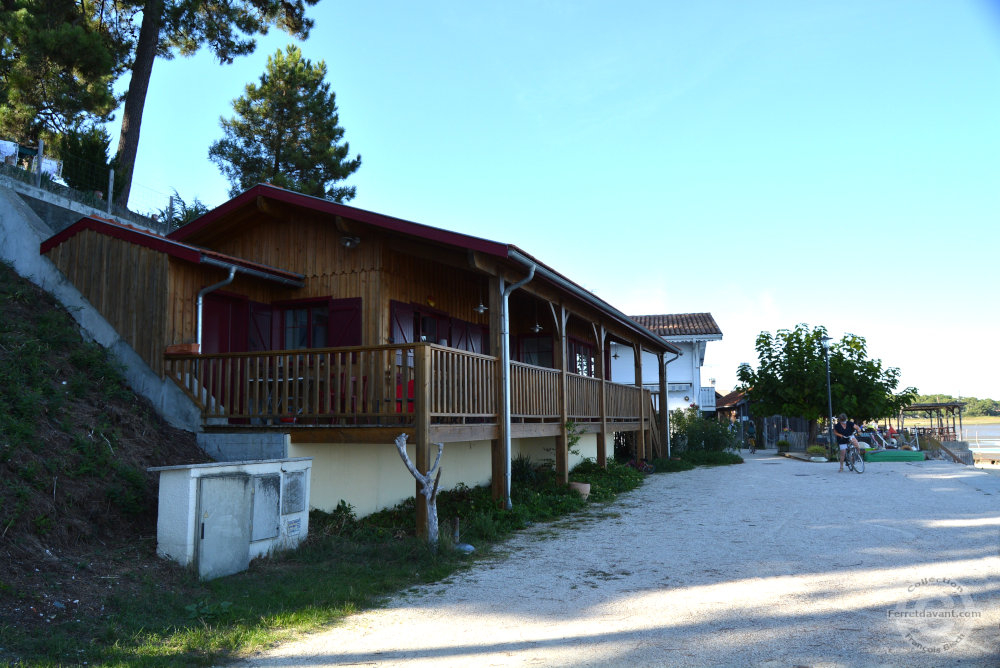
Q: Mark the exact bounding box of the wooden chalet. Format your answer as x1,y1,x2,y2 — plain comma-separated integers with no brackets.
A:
40,185,678,524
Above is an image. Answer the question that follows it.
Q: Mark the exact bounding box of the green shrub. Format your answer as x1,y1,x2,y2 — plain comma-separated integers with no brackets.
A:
570,458,643,502
776,439,791,453
680,450,743,466
670,407,737,452
511,453,538,486
651,457,695,473
806,445,827,457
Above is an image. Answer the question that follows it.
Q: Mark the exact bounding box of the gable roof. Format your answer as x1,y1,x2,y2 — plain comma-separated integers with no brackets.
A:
168,184,510,258
630,313,722,340
40,215,305,287
168,184,679,355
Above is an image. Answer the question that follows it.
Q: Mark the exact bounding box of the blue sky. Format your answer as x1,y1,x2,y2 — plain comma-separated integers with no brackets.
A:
109,1,1000,399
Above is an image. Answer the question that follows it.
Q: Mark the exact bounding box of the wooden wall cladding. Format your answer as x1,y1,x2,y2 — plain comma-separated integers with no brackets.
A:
197,213,385,344
46,229,170,375
202,213,379,282
380,250,490,327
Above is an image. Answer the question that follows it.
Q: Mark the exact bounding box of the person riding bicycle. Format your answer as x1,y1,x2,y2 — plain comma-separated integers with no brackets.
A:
746,420,756,452
833,413,858,472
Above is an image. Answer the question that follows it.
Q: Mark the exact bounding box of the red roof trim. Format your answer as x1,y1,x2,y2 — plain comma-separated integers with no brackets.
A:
40,216,303,282
168,184,511,257
41,217,201,263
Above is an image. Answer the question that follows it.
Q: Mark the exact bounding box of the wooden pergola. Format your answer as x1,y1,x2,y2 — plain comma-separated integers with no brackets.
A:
899,402,966,442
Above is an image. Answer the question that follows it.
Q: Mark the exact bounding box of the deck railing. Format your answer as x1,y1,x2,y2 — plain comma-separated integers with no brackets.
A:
510,361,559,420
165,343,653,427
567,373,601,421
165,344,436,424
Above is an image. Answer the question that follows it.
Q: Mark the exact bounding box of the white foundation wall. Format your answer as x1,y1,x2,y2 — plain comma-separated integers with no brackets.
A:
290,439,494,517
290,432,605,518
513,433,598,470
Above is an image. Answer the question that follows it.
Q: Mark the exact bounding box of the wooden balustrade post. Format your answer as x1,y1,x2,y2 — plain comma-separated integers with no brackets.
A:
414,344,432,537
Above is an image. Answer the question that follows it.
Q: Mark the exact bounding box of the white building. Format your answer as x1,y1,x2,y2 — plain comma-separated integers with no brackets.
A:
610,313,723,415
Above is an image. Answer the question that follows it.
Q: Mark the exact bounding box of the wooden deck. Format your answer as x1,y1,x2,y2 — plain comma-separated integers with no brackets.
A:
165,343,653,444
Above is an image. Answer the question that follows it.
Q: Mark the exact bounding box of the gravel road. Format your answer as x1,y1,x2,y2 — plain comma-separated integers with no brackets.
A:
237,452,1000,667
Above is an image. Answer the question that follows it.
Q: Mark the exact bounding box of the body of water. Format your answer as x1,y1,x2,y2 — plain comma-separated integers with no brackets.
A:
963,422,1000,443
962,422,1000,454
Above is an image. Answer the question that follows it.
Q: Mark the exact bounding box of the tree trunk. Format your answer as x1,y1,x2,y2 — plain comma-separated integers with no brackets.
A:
809,418,819,445
394,434,443,550
114,0,163,208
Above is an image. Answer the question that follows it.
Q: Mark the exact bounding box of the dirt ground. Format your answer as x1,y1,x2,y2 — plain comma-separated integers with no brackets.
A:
0,400,209,638
238,454,1000,668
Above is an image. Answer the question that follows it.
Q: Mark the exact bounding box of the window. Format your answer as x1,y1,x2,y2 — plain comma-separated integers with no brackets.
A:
569,338,595,377
284,305,328,349
418,313,443,343
389,300,488,353
520,335,553,368
278,298,361,350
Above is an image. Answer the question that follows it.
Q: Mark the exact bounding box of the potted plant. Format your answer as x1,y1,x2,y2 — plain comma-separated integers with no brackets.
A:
776,439,791,454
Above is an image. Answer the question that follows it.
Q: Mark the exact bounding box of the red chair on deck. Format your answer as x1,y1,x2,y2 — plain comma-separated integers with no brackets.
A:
396,379,415,414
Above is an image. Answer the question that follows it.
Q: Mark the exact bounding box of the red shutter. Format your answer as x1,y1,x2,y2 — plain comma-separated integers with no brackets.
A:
249,302,272,351
202,293,248,353
390,301,415,344
329,298,362,347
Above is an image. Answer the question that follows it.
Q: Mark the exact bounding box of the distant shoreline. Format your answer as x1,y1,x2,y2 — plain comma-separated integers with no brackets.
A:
901,416,999,426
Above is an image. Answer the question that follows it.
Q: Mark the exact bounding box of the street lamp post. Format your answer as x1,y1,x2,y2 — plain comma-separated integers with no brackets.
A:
821,335,834,453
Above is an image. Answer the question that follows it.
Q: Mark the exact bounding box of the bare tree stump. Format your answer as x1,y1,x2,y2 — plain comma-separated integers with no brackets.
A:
394,434,444,548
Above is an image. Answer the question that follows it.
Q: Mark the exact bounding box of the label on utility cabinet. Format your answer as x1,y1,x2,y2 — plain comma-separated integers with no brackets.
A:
286,518,301,536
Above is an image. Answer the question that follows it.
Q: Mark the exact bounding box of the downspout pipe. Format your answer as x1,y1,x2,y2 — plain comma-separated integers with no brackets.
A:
501,263,536,510
662,350,681,457
196,265,236,351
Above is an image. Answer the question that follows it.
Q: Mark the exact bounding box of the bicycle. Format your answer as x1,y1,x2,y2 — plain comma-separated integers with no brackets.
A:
747,436,756,454
844,438,865,474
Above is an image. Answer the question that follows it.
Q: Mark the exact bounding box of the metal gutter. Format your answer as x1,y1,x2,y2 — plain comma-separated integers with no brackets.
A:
200,255,304,289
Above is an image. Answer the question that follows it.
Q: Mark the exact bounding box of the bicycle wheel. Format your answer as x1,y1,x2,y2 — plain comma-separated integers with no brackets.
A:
853,449,865,474
845,450,854,471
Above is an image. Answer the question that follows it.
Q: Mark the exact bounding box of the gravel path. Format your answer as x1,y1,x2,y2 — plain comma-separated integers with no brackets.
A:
238,453,1000,667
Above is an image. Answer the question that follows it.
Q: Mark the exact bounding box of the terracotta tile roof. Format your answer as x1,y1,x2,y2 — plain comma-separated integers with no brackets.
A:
629,313,722,338
716,390,745,408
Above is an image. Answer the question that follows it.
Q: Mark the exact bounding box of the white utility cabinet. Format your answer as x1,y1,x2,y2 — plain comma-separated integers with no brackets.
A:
148,458,312,580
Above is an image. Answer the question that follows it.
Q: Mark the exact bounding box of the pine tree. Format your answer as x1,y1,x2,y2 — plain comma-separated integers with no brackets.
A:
208,45,361,202
0,0,125,141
